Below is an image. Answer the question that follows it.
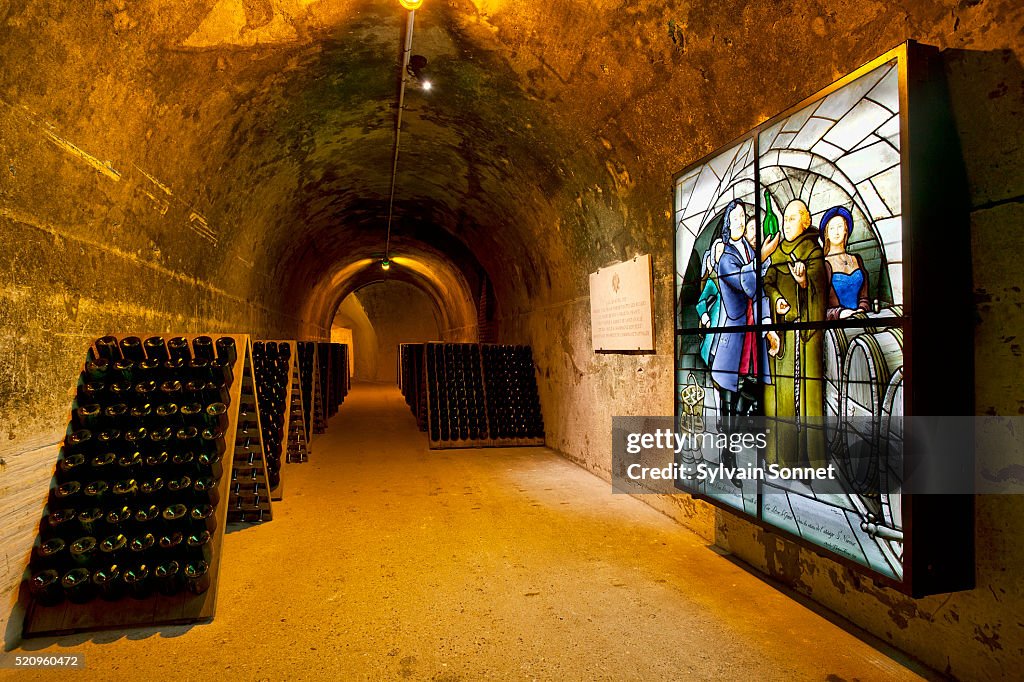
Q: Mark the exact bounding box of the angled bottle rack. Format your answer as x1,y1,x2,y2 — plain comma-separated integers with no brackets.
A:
319,343,335,418
22,333,248,637
297,342,315,443
399,343,428,432
252,341,293,500
311,351,327,435
226,341,273,523
326,343,349,414
267,340,309,464
420,343,545,450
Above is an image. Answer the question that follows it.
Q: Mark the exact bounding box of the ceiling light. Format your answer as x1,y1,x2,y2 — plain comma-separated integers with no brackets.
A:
381,258,391,271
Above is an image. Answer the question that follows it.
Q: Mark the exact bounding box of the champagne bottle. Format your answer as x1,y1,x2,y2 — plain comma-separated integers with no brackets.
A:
84,478,109,504
95,336,123,361
77,507,104,536
99,532,128,562
154,560,182,595
105,507,133,533
34,538,68,572
119,336,145,362
186,530,213,562
129,532,155,554
167,336,192,363
53,481,82,504
123,563,151,599
158,531,184,559
193,336,215,361
58,452,87,481
69,536,98,566
84,358,110,381
92,564,124,601
61,567,95,603
215,337,237,365
184,559,210,594
29,569,65,606
762,189,779,238
144,336,170,362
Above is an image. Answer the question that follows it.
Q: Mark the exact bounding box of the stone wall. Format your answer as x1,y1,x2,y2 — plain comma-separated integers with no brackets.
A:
500,43,1024,681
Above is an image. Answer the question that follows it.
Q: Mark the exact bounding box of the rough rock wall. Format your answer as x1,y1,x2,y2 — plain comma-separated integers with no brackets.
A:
334,295,380,382
351,281,442,384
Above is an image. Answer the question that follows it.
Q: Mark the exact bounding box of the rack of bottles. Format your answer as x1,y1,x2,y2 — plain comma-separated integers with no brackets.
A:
226,342,273,523
327,343,349,414
481,344,545,443
265,340,309,464
22,333,250,637
317,343,332,421
297,342,320,437
316,342,350,419
398,343,427,432
413,343,545,450
250,341,291,501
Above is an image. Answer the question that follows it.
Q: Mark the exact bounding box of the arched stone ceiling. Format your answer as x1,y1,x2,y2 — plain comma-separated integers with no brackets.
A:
2,0,1019,337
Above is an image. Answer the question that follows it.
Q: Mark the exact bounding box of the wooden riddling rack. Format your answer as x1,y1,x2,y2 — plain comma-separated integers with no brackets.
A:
264,340,310,464
403,343,545,450
303,342,327,434
296,341,349,438
297,342,319,438
399,343,428,432
329,343,349,412
225,341,273,523
251,341,298,500
22,333,251,637
316,342,350,421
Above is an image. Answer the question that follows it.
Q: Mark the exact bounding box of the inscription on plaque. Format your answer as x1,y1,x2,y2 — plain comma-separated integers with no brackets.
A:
589,255,655,352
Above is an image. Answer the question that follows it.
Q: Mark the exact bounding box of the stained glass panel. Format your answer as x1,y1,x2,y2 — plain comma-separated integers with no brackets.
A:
674,56,908,581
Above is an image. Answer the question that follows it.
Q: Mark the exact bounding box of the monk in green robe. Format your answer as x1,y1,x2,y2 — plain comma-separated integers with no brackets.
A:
763,199,827,468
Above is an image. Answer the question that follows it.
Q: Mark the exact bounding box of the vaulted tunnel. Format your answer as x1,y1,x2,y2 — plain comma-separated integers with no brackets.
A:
1,0,1023,678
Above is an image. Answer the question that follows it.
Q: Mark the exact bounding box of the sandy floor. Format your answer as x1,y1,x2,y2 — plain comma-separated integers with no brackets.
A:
2,383,924,681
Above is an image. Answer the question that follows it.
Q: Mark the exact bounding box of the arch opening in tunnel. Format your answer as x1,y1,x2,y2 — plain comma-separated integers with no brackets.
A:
301,235,484,343
334,279,442,384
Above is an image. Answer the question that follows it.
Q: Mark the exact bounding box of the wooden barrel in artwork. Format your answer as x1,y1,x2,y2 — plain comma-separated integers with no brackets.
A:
823,324,865,449
879,367,904,531
836,328,905,493
864,304,904,332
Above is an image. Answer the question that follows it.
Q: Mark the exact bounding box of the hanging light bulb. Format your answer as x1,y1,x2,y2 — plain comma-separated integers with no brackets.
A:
381,258,391,271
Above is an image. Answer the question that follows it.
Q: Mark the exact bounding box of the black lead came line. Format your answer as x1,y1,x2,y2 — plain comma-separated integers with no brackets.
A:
676,315,908,336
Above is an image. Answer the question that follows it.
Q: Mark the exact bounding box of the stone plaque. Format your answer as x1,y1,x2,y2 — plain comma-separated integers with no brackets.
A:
589,255,655,352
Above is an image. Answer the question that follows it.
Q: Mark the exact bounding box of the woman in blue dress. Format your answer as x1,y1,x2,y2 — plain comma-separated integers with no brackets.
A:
820,206,871,320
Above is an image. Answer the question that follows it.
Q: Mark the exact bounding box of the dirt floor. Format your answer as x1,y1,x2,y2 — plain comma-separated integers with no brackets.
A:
1,383,925,681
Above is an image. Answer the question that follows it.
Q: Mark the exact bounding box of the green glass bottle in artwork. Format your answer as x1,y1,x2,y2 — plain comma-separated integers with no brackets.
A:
763,189,779,238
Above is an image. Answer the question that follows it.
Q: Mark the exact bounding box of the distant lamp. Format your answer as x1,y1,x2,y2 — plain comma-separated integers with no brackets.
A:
381,258,391,271
422,80,433,91
398,0,423,9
